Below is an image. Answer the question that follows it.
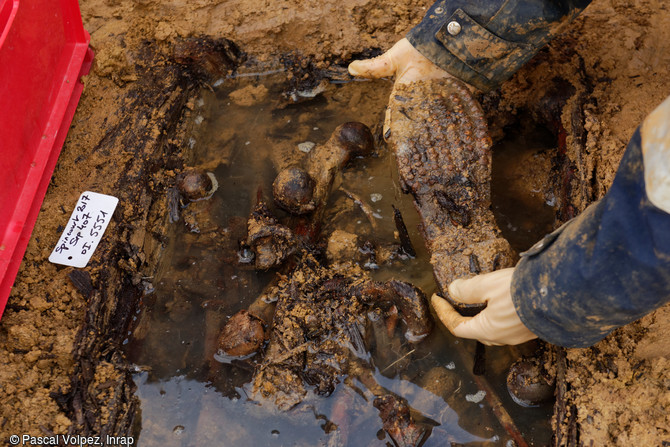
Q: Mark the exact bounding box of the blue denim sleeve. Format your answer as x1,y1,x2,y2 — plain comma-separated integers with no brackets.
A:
510,129,670,348
407,0,592,91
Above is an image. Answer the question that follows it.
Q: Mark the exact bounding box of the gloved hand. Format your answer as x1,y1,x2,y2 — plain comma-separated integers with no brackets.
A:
431,268,538,346
348,38,452,85
349,38,465,137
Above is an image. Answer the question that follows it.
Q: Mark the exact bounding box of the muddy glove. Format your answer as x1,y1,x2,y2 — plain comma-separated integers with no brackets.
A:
431,269,537,346
348,38,471,136
348,38,454,85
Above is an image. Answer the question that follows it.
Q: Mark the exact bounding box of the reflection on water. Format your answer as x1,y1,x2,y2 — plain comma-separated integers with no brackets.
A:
126,74,552,446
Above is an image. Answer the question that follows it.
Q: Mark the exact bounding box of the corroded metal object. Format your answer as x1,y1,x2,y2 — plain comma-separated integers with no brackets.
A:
387,78,516,309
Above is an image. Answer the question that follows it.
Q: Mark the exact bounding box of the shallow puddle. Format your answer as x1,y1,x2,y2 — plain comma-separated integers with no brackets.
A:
126,72,554,446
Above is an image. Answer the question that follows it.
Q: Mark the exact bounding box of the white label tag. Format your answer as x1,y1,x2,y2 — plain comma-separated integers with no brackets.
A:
49,192,118,268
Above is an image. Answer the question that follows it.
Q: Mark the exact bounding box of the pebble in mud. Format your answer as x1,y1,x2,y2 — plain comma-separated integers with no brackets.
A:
465,390,486,403
298,141,315,153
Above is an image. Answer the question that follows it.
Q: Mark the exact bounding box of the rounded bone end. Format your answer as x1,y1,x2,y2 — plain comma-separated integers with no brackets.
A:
334,122,375,157
177,168,216,201
217,310,265,357
273,167,316,214
507,359,556,407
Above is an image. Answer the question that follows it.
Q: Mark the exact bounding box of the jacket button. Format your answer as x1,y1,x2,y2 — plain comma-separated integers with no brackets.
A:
447,21,461,36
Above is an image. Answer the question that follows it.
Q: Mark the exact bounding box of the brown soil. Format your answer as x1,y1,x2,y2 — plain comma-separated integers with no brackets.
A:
494,1,670,445
0,0,668,445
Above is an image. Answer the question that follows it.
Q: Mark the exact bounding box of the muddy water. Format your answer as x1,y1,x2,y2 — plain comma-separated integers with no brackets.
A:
126,74,553,446
491,117,557,253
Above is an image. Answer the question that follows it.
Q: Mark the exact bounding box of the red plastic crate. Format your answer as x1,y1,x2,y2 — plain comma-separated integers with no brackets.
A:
0,0,93,319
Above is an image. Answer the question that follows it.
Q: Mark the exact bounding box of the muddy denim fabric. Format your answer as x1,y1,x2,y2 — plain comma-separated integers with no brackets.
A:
511,129,670,348
407,0,592,91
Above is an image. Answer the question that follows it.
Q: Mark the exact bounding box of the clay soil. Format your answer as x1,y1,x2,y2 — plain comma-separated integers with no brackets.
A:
1,0,668,445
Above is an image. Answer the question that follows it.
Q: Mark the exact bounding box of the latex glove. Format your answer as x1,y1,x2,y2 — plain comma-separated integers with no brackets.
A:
431,268,538,346
347,38,451,85
349,38,459,137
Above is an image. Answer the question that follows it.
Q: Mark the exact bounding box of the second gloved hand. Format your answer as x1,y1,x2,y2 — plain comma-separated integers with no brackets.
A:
431,268,538,346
